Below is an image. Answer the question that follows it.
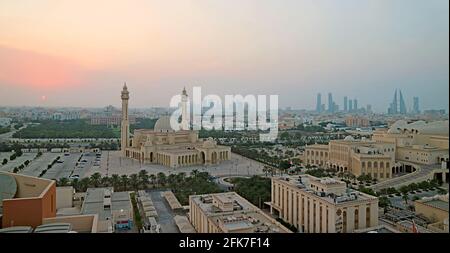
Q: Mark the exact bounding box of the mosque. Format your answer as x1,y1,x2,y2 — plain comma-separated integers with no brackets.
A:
120,84,231,168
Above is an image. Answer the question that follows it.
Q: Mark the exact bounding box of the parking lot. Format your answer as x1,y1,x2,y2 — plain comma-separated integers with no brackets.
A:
0,151,101,180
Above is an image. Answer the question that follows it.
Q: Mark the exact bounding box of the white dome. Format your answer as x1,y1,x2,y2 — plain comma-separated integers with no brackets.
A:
387,128,400,134
154,116,174,132
344,135,355,141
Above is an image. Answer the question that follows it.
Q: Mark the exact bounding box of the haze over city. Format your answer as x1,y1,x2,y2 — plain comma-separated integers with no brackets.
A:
0,0,448,112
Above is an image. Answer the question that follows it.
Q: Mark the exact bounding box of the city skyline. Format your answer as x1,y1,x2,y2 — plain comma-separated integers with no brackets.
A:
0,0,448,112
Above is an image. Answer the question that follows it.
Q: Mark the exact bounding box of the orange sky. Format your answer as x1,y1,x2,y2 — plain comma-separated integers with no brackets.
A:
0,0,448,111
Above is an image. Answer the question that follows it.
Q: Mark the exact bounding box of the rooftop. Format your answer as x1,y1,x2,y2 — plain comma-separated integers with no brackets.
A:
81,188,132,221
274,175,377,205
191,192,291,233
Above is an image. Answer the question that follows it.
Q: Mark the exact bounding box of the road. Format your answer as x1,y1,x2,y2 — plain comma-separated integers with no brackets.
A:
371,163,441,191
148,190,179,233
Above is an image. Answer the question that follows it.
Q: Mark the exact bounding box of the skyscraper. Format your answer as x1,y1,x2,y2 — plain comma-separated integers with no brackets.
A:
349,100,353,112
328,93,333,113
388,89,398,114
344,96,348,112
399,90,407,114
413,97,420,114
316,93,322,113
353,99,358,112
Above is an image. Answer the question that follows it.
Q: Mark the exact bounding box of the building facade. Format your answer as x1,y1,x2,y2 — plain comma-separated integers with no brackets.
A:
121,86,231,168
270,175,379,233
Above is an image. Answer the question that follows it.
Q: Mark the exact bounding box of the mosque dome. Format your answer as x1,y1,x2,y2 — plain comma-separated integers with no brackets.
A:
344,135,355,141
202,137,217,148
154,116,174,132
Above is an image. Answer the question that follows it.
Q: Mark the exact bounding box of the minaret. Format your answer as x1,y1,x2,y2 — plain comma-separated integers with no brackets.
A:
181,87,189,130
121,83,130,156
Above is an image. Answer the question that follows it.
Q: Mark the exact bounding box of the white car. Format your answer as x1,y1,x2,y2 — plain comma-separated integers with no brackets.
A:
69,175,80,180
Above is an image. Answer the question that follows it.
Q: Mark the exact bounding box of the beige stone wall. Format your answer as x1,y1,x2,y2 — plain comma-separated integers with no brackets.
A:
271,178,378,233
415,201,449,223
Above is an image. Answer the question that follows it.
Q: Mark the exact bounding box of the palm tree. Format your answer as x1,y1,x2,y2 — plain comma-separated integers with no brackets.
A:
157,172,167,187
402,192,409,205
57,177,69,187
130,174,139,191
138,170,149,189
149,174,156,188
89,172,102,187
110,174,121,191
79,178,90,192
121,175,129,191
71,178,79,191
101,176,110,187
191,169,200,178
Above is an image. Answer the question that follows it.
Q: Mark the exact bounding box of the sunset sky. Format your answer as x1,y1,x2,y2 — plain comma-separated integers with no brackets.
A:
0,0,448,112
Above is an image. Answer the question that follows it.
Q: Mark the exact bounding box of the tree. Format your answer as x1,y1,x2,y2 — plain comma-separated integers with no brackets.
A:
378,196,391,213
110,174,121,191
121,175,129,191
157,172,167,187
402,192,409,205
138,170,149,189
149,174,156,188
1,158,7,165
58,178,69,187
130,174,140,191
89,172,102,188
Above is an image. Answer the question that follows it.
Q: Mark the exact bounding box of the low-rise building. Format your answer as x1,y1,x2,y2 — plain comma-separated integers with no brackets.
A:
0,172,56,228
80,188,133,233
189,192,292,233
414,194,449,233
270,175,379,233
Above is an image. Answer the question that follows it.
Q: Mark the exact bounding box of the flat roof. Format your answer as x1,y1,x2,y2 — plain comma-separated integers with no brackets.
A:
81,188,132,221
421,199,449,212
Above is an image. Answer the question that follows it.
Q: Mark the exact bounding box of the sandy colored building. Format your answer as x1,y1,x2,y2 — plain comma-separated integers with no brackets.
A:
189,192,292,233
345,116,370,128
270,175,378,233
304,144,329,167
121,85,231,168
0,172,56,228
304,120,449,181
0,172,98,232
414,194,449,233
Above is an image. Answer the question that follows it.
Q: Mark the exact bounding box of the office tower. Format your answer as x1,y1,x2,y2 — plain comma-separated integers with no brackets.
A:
328,93,333,113
316,93,322,113
413,97,420,114
388,89,398,114
399,90,407,114
349,100,353,112
344,96,348,112
366,104,372,113
353,99,358,112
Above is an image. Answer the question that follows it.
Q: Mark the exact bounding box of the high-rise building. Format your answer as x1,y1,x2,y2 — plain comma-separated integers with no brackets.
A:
353,99,358,112
344,96,348,112
366,104,372,113
349,100,353,112
413,97,420,114
399,90,407,114
316,93,322,113
388,89,398,114
328,93,333,113
121,83,130,156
